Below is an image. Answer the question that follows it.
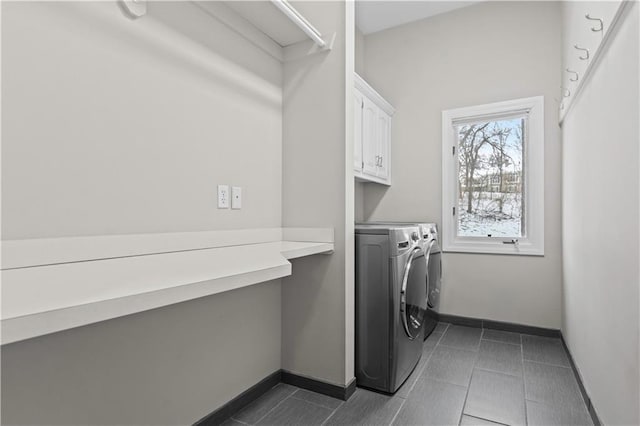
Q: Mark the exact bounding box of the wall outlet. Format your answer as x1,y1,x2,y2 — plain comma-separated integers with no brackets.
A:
217,185,229,209
231,186,242,209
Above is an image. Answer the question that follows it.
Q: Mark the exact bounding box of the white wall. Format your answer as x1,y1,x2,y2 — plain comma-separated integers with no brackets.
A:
354,27,366,222
281,1,354,386
355,26,365,77
1,1,283,423
561,3,640,424
2,281,281,425
2,1,282,239
360,1,563,328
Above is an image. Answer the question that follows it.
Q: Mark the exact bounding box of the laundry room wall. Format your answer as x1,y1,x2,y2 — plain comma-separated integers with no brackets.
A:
2,1,283,424
354,26,366,222
2,1,282,239
281,1,355,387
355,26,366,77
561,2,640,424
359,1,563,328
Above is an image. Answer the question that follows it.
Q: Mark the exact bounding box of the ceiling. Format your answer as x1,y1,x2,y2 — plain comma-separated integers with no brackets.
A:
223,1,483,47
356,1,482,35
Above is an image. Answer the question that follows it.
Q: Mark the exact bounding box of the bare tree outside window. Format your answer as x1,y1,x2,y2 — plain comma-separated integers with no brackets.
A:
455,117,525,238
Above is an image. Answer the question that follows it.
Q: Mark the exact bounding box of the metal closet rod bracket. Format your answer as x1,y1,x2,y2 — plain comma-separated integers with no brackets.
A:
271,0,327,48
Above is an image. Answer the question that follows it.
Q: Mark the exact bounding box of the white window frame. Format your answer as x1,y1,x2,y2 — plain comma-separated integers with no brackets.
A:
441,96,545,256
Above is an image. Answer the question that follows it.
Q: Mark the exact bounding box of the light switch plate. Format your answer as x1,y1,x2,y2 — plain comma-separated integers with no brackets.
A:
231,186,242,209
217,185,229,209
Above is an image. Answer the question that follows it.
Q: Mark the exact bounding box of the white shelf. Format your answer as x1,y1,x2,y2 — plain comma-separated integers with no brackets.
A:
195,1,333,63
1,229,333,345
280,241,335,260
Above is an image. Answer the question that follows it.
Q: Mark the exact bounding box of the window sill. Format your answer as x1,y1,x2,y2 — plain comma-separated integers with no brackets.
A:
442,240,544,256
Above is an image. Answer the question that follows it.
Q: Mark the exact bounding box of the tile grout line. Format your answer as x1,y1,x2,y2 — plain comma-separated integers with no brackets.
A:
473,365,523,379
387,397,407,426
519,332,528,426
523,358,572,369
464,413,510,426
229,383,283,424
438,343,480,352
289,392,343,411
456,327,481,425
245,387,298,425
403,333,440,396
423,376,471,389
522,335,593,423
481,337,522,346
389,324,449,426
521,335,572,368
319,399,345,426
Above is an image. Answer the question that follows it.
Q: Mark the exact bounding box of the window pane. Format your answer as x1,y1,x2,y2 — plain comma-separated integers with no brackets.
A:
456,117,525,238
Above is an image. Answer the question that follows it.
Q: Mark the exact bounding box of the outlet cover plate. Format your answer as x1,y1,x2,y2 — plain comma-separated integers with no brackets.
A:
217,185,229,209
231,187,242,209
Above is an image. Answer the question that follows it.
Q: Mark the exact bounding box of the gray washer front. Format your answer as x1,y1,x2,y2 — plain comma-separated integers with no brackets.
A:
355,224,427,393
358,222,442,339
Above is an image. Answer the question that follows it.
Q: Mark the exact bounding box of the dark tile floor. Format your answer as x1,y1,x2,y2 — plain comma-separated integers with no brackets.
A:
223,324,592,426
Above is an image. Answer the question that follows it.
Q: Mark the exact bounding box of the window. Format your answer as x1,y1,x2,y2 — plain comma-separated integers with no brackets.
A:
442,97,544,255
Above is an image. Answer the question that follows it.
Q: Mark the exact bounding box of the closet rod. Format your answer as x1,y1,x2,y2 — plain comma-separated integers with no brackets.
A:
271,0,327,48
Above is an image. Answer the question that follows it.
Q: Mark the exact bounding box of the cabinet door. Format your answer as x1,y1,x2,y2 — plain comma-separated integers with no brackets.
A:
354,89,364,172
376,109,391,181
362,97,378,177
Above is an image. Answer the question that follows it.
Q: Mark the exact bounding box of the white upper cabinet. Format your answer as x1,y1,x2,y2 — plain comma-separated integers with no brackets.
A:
375,109,391,181
354,73,395,186
361,96,379,177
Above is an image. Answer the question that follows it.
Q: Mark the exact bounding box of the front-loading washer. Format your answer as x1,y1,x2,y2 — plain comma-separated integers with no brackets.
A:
355,224,427,393
358,222,442,339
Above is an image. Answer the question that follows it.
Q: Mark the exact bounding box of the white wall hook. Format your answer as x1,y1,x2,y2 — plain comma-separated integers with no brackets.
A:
574,45,590,60
585,14,604,32
566,68,579,82
120,0,146,19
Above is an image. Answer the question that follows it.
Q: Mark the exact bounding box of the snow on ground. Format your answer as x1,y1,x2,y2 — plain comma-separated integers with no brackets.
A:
458,192,522,237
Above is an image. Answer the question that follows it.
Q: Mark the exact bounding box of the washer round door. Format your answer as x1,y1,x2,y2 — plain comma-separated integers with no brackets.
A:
400,248,428,339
